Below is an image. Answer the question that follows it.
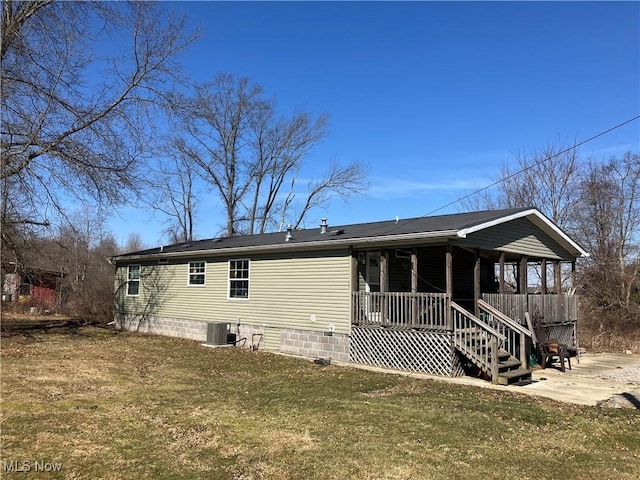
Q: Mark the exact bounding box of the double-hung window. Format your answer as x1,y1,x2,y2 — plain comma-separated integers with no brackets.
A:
127,265,140,296
228,259,249,299
188,261,206,286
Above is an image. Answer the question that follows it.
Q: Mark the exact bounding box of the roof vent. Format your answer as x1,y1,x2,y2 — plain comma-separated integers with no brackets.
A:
285,224,293,241
320,218,328,234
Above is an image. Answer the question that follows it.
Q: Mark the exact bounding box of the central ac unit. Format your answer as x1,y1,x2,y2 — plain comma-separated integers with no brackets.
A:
206,322,230,346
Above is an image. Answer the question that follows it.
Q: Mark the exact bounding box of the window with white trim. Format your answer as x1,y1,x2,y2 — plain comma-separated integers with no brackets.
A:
228,259,249,299
127,265,140,296
188,261,206,286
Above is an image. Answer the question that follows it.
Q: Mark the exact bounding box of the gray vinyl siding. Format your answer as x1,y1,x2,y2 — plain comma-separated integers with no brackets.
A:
452,247,475,301
114,262,164,316
458,217,574,260
388,252,412,292
416,246,446,293
115,249,353,335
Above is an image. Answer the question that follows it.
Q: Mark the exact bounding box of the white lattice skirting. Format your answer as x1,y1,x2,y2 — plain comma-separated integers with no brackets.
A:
350,326,464,377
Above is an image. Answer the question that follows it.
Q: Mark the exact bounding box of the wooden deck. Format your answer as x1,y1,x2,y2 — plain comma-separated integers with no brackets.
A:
350,291,580,384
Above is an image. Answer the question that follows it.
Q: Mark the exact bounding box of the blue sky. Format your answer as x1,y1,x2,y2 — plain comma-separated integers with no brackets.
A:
107,1,640,247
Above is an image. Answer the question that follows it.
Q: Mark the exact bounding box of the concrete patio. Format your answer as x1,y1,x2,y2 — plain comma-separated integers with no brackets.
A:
523,352,640,407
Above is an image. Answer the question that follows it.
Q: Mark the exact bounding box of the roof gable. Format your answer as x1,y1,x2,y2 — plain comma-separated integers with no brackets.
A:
456,208,588,258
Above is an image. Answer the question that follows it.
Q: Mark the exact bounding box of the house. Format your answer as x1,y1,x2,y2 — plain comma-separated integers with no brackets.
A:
2,263,64,310
112,208,588,384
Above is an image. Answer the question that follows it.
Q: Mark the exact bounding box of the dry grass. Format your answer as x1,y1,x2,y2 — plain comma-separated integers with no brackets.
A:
1,324,639,480
579,312,640,353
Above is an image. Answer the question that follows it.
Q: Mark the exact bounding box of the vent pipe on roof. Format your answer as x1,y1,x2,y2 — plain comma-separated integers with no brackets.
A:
285,224,293,241
320,218,328,234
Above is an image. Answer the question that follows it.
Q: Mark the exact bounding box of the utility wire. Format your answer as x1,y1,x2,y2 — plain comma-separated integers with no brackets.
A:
378,114,639,236
423,115,640,217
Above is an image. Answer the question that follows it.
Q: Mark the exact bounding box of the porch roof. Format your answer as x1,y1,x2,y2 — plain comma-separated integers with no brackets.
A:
113,208,588,262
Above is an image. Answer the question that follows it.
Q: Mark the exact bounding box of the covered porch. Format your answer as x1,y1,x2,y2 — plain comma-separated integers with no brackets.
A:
351,244,579,326
349,243,580,383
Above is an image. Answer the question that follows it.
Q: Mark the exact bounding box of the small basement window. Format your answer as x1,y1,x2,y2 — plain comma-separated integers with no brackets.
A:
228,259,249,299
127,265,140,296
188,261,206,286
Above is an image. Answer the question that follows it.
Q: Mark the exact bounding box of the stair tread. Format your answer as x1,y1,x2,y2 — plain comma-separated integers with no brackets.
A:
498,358,521,369
498,368,532,379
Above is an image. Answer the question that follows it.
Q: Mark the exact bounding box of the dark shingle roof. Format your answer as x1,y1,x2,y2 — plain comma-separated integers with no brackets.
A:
115,208,533,260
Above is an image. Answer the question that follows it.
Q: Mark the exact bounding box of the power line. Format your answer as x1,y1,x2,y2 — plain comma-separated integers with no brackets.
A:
380,114,640,235
425,115,640,217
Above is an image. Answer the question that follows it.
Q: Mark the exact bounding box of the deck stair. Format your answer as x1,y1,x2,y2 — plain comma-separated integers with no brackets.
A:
452,302,533,385
495,349,532,385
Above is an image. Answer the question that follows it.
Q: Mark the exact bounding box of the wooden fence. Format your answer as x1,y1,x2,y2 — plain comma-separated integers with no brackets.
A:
482,294,579,325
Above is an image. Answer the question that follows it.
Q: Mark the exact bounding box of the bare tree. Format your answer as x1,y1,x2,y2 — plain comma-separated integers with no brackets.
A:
175,74,266,236
495,138,580,227
172,73,367,236
575,152,640,320
146,148,198,243
246,104,329,234
1,1,196,261
123,233,146,254
53,207,118,321
286,160,368,230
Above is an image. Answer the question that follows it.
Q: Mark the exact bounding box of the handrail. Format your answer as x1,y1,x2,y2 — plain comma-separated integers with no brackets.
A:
451,302,506,342
478,299,532,369
451,302,505,384
477,299,532,338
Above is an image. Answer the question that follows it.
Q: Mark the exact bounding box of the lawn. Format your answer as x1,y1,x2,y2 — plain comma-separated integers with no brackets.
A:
1,324,639,480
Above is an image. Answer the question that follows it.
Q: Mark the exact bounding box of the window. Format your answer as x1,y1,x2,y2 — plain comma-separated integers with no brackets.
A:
127,265,140,296
188,261,206,286
228,259,249,299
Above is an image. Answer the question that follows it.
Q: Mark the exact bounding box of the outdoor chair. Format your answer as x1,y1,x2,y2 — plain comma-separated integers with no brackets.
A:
540,339,572,372
532,318,578,373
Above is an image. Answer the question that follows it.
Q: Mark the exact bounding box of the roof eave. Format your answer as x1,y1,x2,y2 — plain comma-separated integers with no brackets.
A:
112,230,459,263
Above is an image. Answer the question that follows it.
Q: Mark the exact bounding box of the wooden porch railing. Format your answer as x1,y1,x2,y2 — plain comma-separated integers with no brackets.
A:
482,293,579,325
451,302,506,384
352,292,449,330
477,299,533,369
